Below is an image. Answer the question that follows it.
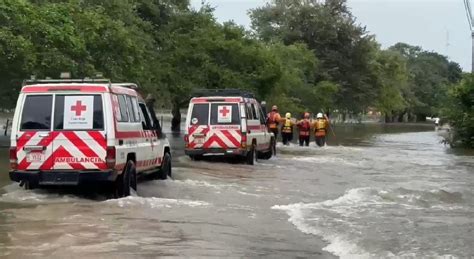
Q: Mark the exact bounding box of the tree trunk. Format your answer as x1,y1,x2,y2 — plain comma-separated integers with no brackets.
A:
171,101,181,132
397,110,406,122
385,113,391,123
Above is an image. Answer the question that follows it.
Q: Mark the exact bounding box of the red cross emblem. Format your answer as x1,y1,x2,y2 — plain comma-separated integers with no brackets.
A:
219,106,230,117
71,100,87,116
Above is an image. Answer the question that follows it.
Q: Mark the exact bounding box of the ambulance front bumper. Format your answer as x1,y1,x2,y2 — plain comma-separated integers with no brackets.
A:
10,170,118,186
185,148,246,156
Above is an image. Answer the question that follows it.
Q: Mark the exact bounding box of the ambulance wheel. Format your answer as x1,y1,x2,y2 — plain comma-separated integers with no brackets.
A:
115,160,134,198
130,163,137,192
258,138,274,160
157,153,171,180
246,144,257,165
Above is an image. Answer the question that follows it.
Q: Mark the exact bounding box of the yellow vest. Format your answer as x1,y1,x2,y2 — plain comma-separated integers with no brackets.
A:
282,119,293,133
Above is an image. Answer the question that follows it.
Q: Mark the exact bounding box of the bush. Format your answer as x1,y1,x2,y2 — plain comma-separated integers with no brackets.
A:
444,74,474,148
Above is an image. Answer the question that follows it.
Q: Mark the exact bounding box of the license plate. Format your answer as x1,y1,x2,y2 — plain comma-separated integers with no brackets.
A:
26,152,45,163
194,137,205,145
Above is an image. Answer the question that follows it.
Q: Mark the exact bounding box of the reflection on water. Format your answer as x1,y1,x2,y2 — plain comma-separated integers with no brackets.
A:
0,124,472,258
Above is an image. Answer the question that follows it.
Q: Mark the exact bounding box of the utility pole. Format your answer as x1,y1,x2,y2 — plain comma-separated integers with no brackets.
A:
464,0,474,72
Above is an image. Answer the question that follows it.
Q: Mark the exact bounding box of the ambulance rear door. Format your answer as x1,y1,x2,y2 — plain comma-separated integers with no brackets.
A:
52,94,107,170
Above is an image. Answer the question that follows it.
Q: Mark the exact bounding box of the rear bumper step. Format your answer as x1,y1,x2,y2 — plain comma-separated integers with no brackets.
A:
10,170,117,186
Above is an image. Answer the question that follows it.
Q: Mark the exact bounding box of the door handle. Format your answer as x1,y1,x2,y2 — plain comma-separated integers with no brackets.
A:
38,133,50,137
24,146,46,151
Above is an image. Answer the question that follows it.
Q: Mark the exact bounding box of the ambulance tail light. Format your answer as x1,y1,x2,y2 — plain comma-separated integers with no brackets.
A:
241,133,247,148
106,146,116,169
9,147,17,170
184,134,190,148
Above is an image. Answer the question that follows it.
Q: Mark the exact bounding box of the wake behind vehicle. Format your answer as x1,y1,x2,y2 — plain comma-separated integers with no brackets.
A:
184,89,275,165
9,78,171,197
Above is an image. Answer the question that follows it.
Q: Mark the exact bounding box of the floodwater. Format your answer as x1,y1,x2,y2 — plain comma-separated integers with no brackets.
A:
0,124,472,258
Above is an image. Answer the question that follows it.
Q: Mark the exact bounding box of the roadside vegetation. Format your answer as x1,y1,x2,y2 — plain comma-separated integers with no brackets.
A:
443,74,474,148
0,0,470,145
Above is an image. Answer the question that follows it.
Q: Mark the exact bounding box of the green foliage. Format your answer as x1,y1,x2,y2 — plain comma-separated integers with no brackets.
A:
372,50,408,118
443,74,474,148
389,43,463,120
250,0,379,112
0,0,467,139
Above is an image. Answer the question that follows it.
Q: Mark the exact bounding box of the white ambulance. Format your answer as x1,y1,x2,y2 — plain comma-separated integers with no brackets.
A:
9,79,171,197
184,90,275,165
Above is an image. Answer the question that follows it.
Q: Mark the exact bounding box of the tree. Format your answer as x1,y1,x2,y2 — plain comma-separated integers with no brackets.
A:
372,50,408,122
250,0,379,113
443,74,474,148
390,43,463,121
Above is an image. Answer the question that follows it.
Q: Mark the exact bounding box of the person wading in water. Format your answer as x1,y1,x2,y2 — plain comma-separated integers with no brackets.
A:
267,105,282,140
313,113,329,147
281,112,295,145
297,112,311,146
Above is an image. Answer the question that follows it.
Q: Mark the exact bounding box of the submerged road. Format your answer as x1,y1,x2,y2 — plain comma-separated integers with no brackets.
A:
0,124,472,258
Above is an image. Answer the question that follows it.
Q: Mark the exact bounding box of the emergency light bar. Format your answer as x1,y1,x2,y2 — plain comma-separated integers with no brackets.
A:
22,78,111,86
22,79,139,90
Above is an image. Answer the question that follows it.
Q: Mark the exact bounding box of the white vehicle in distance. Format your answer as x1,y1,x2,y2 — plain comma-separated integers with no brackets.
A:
9,78,171,197
184,89,275,165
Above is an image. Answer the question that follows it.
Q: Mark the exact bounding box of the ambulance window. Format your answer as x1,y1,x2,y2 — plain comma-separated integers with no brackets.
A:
246,103,254,120
53,95,104,130
190,104,209,125
20,95,52,130
127,96,140,122
117,95,129,122
211,103,239,124
139,103,152,130
251,103,258,120
259,107,266,125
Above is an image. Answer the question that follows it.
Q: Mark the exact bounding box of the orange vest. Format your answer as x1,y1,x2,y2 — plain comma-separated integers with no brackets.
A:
267,112,280,129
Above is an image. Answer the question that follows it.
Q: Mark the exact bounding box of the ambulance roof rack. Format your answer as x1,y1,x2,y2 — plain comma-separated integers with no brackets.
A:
193,89,255,99
22,78,112,86
112,83,139,89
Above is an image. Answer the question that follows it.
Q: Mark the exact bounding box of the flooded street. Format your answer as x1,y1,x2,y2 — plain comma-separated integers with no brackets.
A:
0,124,473,258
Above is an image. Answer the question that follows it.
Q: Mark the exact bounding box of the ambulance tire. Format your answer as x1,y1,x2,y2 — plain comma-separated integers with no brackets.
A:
246,144,257,165
258,138,274,160
130,162,137,192
115,160,134,198
157,153,171,180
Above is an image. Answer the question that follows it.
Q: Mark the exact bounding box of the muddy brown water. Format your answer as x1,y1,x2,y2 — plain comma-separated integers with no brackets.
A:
0,124,472,258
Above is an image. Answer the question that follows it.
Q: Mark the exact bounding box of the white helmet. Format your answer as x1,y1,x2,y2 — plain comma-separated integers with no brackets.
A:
316,113,323,118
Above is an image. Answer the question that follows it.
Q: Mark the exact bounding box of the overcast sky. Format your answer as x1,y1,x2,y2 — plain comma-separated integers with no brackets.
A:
190,0,471,71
